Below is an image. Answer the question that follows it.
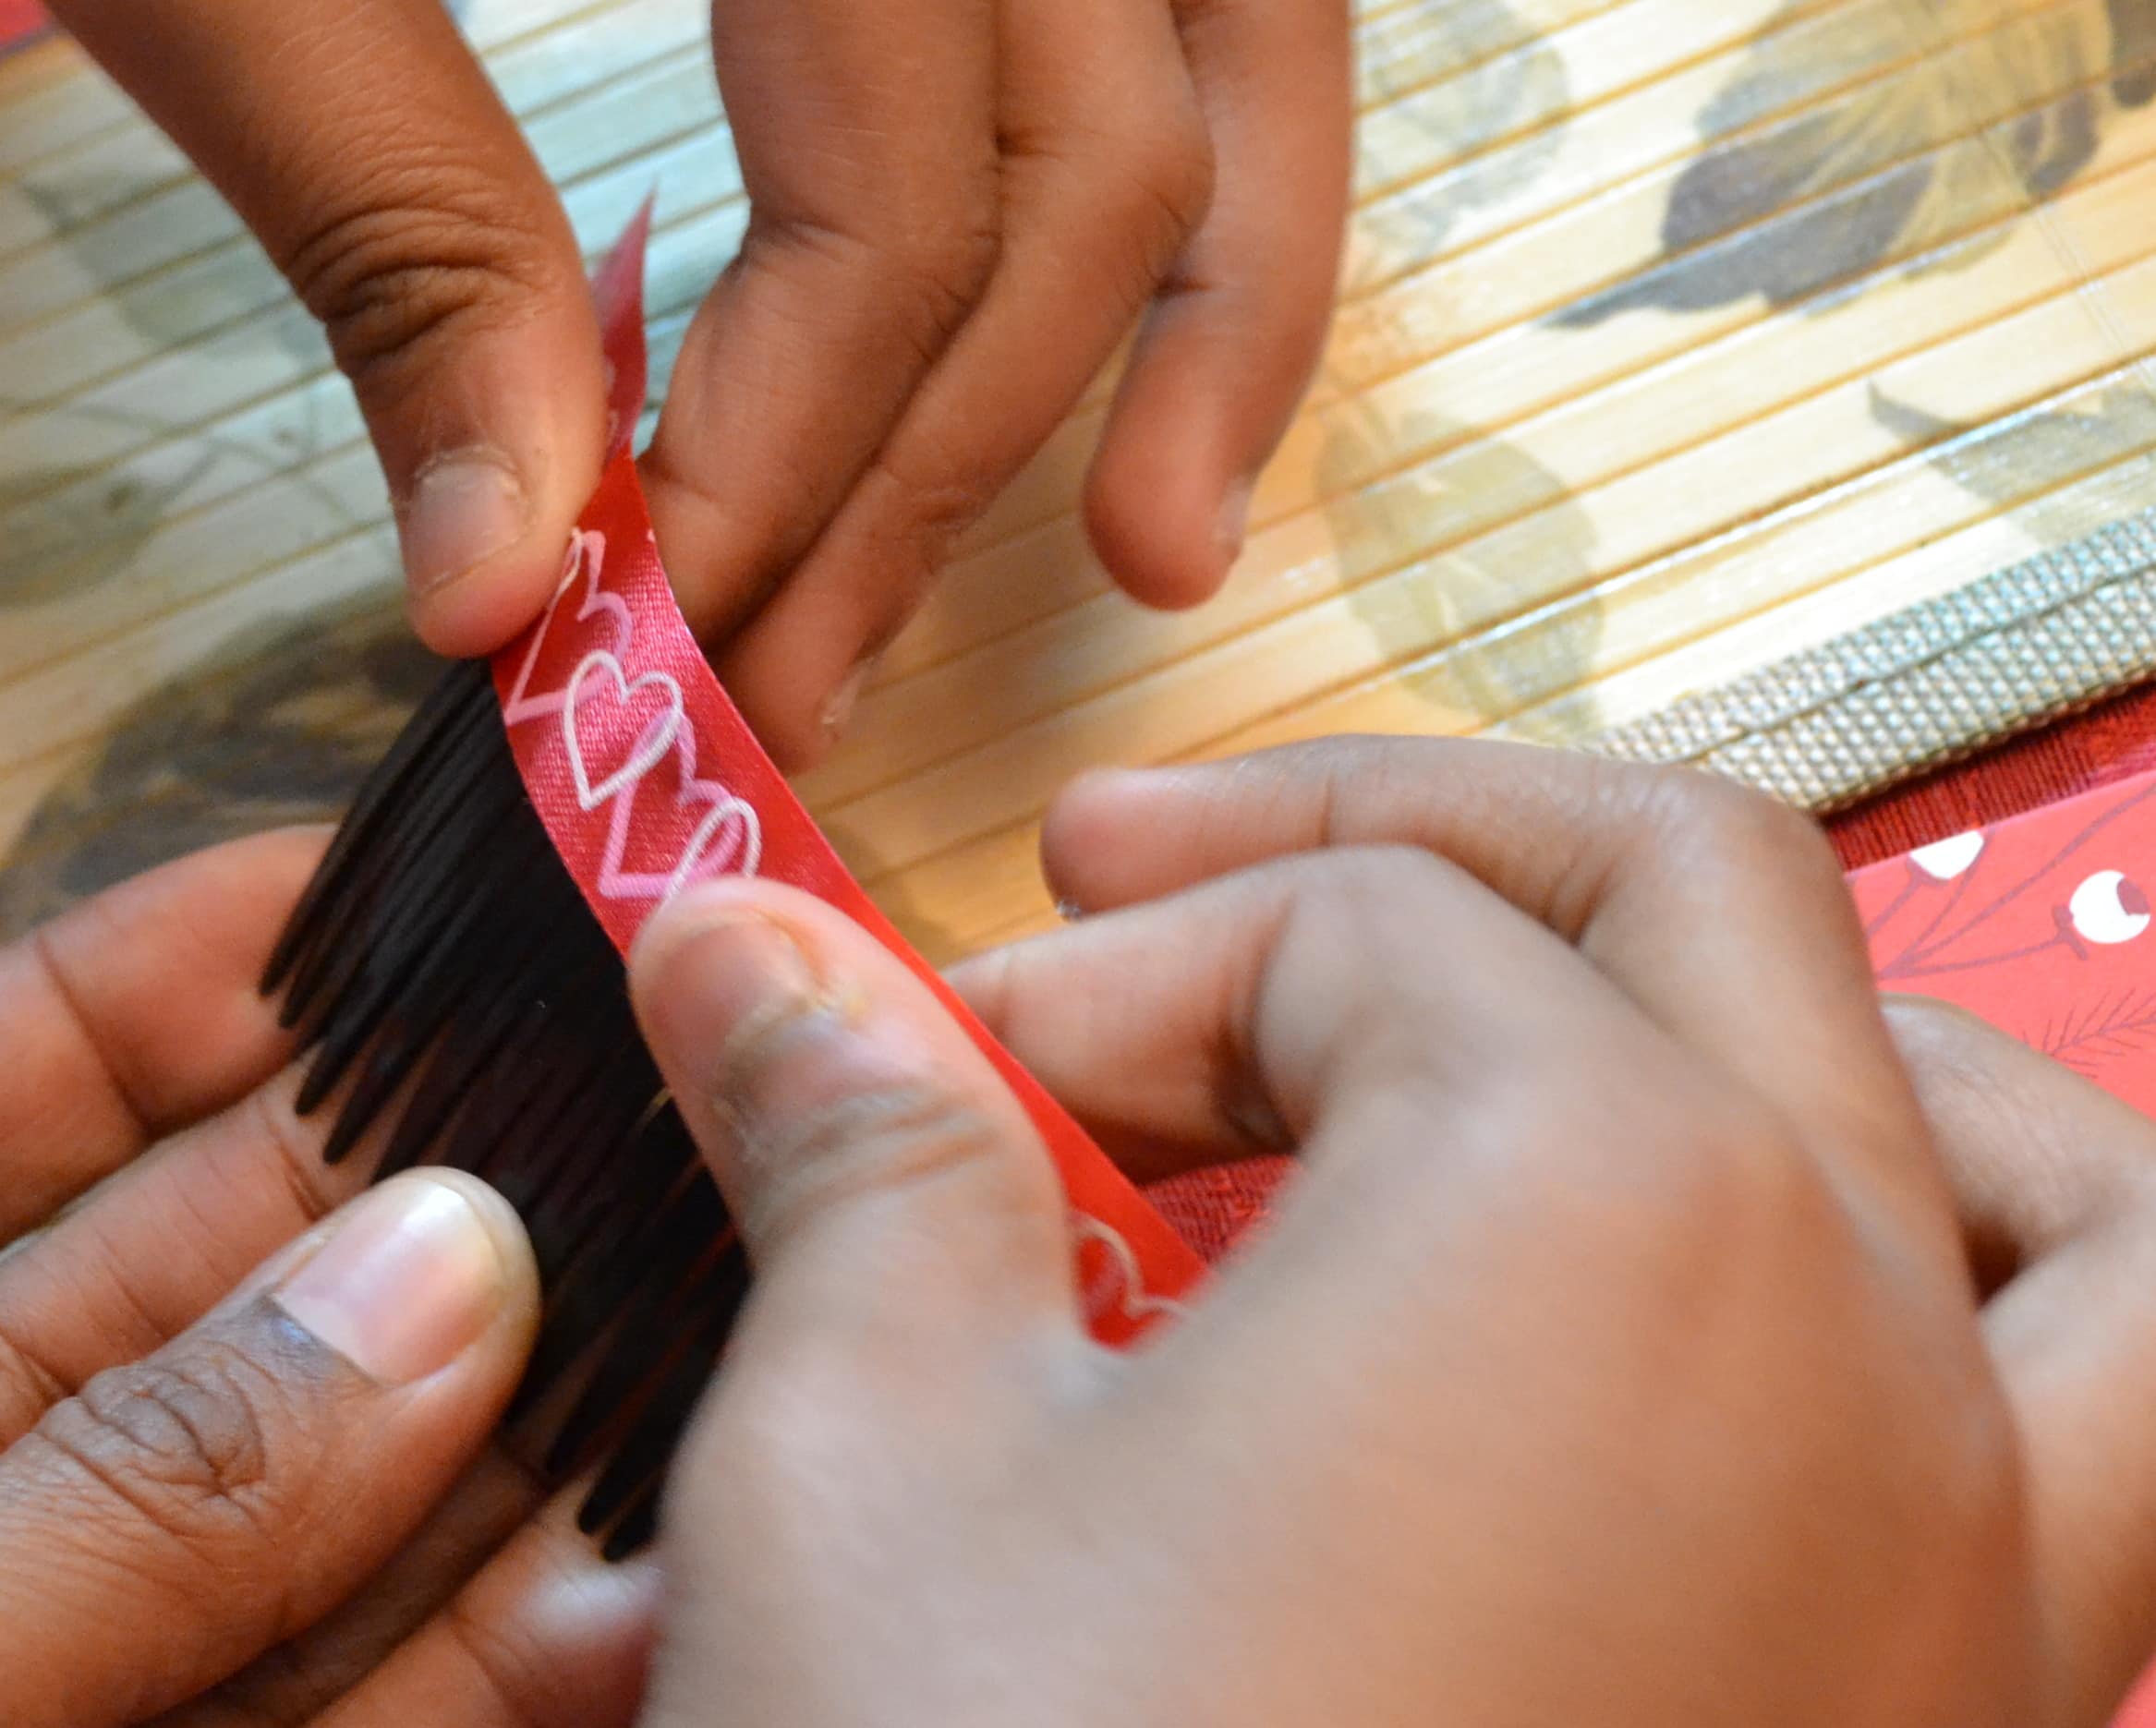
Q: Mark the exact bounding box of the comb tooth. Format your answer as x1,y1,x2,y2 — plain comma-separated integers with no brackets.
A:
577,1327,724,1535
274,681,505,1029
510,1077,659,1284
284,757,509,1052
451,1028,616,1207
548,1244,748,1481
376,938,596,1180
575,1252,752,1535
263,664,488,994
296,767,518,1094
598,1480,662,1563
301,871,496,1139
522,1160,725,1416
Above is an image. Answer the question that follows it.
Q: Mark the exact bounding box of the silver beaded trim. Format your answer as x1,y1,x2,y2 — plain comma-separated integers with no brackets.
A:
1587,510,2156,811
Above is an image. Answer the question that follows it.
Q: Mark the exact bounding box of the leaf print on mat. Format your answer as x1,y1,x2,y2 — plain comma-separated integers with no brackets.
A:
1322,398,1603,742
1563,0,2152,326
1869,377,2156,547
0,599,436,937
1351,0,1569,279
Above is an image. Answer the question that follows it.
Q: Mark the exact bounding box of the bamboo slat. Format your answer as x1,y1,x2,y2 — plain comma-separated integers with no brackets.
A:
6,0,2156,959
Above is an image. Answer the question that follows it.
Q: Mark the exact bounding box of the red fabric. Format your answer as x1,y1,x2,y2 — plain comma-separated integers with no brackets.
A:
0,1,46,51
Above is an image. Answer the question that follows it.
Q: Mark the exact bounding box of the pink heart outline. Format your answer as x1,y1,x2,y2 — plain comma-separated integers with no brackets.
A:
560,650,684,812
503,530,635,726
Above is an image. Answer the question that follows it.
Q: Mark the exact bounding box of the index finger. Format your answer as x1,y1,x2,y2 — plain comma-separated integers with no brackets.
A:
1041,741,1931,1214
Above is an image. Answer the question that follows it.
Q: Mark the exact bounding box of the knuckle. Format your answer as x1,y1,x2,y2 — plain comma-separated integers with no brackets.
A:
774,182,1001,371
442,1592,563,1728
744,1082,1039,1250
33,1337,291,1545
279,151,561,392
1644,767,1835,887
1105,103,1216,269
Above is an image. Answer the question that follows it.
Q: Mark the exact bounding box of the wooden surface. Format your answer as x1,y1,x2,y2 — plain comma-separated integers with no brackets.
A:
7,0,2156,961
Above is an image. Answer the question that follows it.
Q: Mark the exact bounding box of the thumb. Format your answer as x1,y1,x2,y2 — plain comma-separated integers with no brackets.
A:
0,1170,539,1728
628,880,1078,1377
50,0,608,654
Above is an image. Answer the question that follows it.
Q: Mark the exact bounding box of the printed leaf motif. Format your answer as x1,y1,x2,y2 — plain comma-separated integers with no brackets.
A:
1870,379,2156,546
1564,0,2150,325
1320,399,1601,740
0,600,436,937
1351,0,1569,272
2041,986,2156,1077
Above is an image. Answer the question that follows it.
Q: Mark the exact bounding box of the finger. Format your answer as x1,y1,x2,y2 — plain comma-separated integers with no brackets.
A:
1886,997,2156,1721
638,0,999,647
49,0,607,654
159,1446,542,1727
947,897,1296,1182
959,842,1709,1189
702,0,1215,767
0,828,322,1245
0,1171,539,1728
1087,0,1353,605
304,1491,657,1728
629,878,1078,1388
1041,741,1929,1198
0,1062,379,1446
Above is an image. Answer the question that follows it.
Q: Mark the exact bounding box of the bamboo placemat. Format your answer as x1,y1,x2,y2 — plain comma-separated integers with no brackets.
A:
7,0,2156,962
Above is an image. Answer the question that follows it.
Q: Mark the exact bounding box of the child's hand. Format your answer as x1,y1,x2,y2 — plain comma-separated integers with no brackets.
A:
626,738,2156,1728
49,0,1351,765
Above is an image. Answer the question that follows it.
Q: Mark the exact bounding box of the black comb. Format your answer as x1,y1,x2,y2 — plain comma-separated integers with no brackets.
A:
262,656,746,1557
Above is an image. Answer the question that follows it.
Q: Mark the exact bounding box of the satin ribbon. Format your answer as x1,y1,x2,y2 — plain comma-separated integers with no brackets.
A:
490,207,1204,1344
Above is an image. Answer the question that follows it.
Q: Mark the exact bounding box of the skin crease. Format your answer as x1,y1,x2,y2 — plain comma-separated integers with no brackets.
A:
44,0,1353,768
10,743,2156,1722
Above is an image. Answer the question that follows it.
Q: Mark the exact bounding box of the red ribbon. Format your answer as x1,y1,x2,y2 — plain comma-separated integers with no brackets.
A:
490,207,1204,1343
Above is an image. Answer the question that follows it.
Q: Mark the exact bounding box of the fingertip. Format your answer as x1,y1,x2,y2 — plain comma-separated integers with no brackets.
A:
712,617,866,773
381,306,612,657
1083,420,1246,611
404,534,569,659
1039,766,1162,904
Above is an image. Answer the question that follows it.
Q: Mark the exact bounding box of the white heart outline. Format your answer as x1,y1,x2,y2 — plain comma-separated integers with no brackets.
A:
560,650,685,813
1071,1214,1186,1327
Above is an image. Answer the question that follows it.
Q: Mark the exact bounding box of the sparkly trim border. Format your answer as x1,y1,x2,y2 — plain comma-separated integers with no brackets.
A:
1587,510,2156,811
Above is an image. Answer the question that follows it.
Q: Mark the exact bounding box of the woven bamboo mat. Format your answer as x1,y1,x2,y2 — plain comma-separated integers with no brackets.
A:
6,0,2156,962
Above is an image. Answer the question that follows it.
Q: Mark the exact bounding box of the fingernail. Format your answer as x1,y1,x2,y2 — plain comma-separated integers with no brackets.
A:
272,1176,509,1384
820,658,875,743
398,450,529,597
661,905,824,1082
1217,479,1254,566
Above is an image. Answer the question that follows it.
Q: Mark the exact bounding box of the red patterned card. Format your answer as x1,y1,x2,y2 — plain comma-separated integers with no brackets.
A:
1852,775,2156,1728
1854,773,2156,1110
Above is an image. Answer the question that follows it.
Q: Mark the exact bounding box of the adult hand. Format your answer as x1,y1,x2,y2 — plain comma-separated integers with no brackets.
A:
51,0,1351,766
624,738,2156,1727
0,832,654,1728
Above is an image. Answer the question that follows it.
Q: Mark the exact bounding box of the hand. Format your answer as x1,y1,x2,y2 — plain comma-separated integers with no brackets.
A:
0,833,654,1728
624,738,2156,1727
49,0,1351,766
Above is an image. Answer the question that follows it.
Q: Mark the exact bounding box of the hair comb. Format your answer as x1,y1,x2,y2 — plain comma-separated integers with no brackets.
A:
262,207,1204,1558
